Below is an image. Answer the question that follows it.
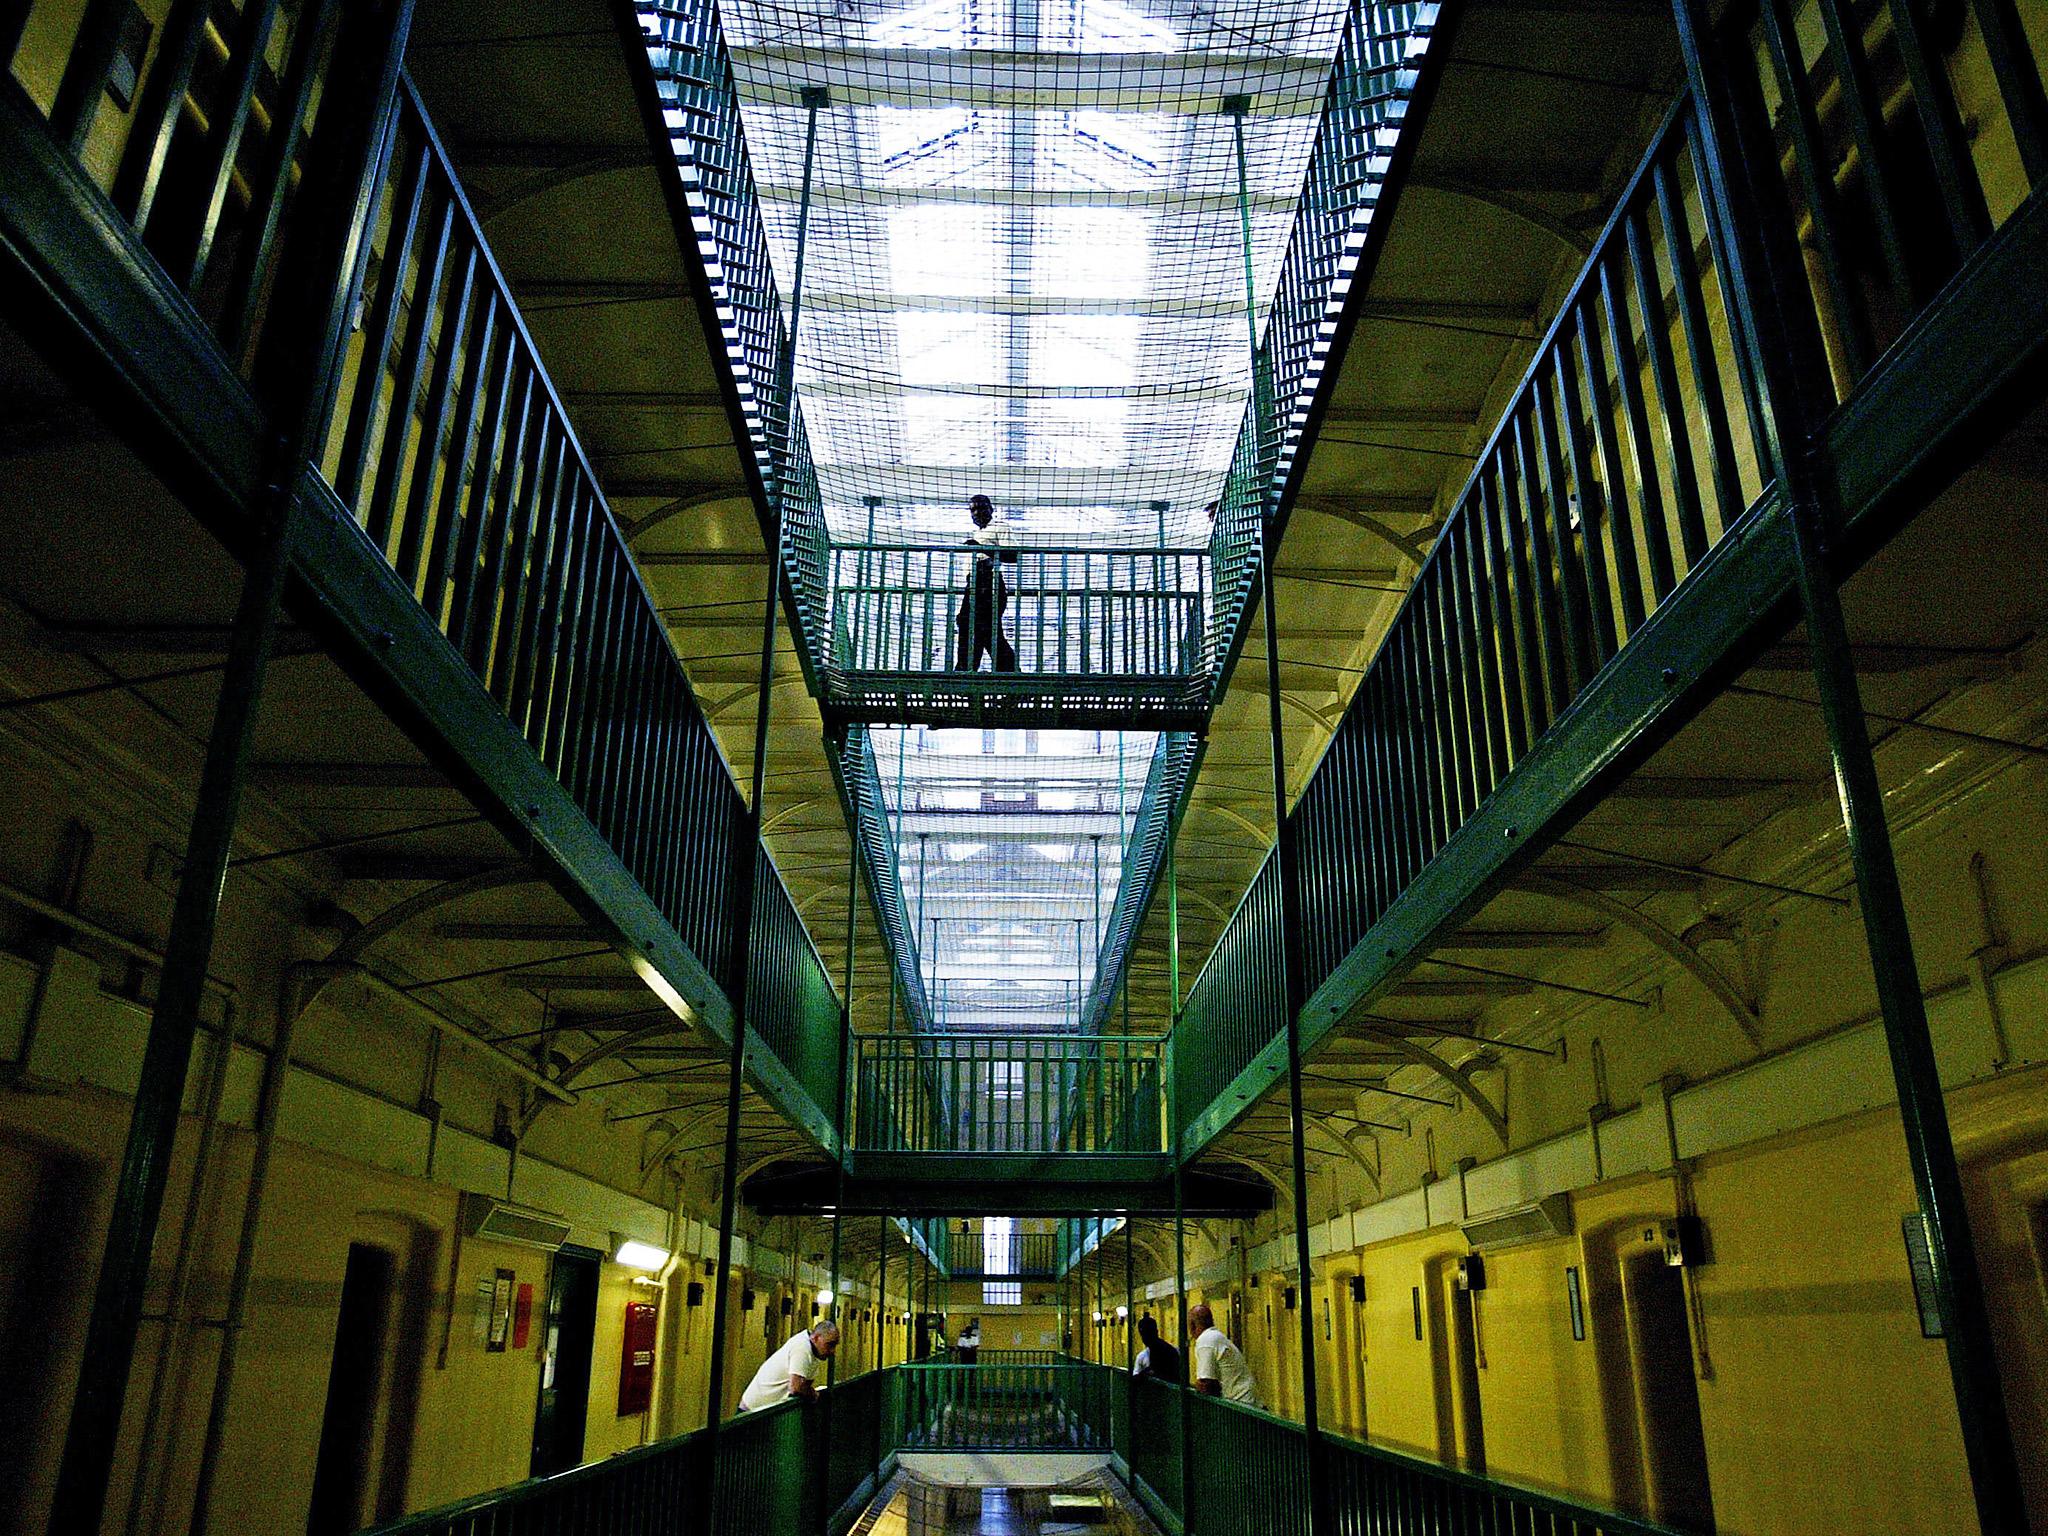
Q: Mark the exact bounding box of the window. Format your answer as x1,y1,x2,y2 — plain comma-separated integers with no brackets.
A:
983,1282,1023,1305
988,1061,1024,1100
982,1217,1022,1304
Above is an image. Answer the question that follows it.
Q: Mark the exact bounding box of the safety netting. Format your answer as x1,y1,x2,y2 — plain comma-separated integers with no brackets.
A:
868,725,1159,1032
717,0,1355,547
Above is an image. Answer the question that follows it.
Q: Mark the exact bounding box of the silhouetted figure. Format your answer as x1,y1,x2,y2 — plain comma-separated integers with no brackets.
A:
954,493,1018,672
1132,1314,1182,1384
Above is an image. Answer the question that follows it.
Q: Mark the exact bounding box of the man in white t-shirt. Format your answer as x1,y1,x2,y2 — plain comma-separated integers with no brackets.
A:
739,1320,838,1411
1188,1303,1259,1406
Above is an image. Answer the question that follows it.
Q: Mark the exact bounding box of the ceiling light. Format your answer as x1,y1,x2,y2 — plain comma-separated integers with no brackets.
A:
614,1237,671,1272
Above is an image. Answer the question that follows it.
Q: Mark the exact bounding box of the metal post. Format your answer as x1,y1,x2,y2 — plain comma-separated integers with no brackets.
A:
1236,89,1331,1534
916,832,929,1018
817,845,857,1532
48,512,292,1536
701,567,778,1472
1173,1127,1191,1529
1663,6,2029,1528
1124,1213,1135,1370
1789,505,2028,1534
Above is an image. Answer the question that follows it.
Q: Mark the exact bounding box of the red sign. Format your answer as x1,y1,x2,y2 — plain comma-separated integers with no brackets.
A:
618,1301,659,1415
513,1283,534,1350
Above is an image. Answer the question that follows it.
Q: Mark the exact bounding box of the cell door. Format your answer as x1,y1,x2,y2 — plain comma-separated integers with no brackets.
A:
531,1246,601,1477
308,1244,397,1536
1620,1251,1714,1532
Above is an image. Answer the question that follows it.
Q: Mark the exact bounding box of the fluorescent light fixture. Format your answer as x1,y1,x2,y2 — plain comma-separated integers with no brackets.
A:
614,1236,671,1272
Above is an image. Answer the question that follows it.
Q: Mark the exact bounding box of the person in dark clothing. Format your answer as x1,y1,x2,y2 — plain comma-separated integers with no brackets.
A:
954,493,1018,672
1132,1314,1183,1384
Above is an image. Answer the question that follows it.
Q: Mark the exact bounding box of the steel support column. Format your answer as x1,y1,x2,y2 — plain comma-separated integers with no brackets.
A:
1667,5,2030,1529
1235,89,1331,1536
48,513,292,1536
1124,1212,1135,1369
818,832,856,1532
1789,505,2027,1534
703,88,825,1504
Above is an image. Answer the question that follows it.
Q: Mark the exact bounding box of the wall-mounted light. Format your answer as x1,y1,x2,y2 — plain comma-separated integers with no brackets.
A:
613,1235,671,1272
1092,1310,1105,1324
816,1288,835,1307
1116,1304,1129,1320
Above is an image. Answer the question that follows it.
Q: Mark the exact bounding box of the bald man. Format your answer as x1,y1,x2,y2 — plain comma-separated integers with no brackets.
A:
1188,1302,1259,1406
739,1320,838,1411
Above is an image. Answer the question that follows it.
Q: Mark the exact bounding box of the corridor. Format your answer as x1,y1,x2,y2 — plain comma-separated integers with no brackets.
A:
3,0,2048,1533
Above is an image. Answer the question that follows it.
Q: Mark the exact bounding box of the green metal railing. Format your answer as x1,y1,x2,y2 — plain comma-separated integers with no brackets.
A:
357,1361,1695,1536
1202,1,1436,697
1,7,848,1137
361,1368,889,1536
853,1033,1165,1155
1175,90,1776,1143
1172,0,2048,1152
929,1229,1061,1278
822,543,1212,719
894,1362,1115,1451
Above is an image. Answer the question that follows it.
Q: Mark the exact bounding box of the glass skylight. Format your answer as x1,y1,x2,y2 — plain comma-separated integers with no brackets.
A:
871,726,1154,1033
715,0,1353,1035
720,0,1351,544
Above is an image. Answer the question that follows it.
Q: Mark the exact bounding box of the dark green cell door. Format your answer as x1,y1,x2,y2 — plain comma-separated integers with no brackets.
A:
531,1246,601,1477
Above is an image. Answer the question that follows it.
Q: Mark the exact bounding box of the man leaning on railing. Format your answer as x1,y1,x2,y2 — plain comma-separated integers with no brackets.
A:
1188,1303,1259,1406
954,494,1018,673
739,1319,838,1411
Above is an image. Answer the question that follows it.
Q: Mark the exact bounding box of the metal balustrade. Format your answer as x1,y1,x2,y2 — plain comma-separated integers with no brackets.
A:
894,1362,1115,1451
1719,0,2048,413
926,1228,1060,1279
1203,1,1437,690
854,1033,1165,1155
353,1361,1697,1536
820,543,1212,726
6,0,360,383
1176,91,1778,1142
3,7,847,1138
1171,0,2048,1152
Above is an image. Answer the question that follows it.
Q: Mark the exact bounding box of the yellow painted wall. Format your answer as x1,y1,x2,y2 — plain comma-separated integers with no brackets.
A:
1686,1112,1976,1536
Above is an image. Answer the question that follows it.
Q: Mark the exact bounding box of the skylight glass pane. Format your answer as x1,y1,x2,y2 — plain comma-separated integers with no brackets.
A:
720,0,1354,1033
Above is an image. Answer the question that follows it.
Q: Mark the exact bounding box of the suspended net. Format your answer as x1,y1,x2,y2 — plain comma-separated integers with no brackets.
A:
869,725,1160,1033
717,0,1354,547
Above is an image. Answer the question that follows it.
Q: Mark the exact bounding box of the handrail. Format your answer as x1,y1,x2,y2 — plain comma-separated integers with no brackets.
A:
3,10,845,1139
1172,0,2048,1154
1174,92,1771,1141
854,1033,1166,1155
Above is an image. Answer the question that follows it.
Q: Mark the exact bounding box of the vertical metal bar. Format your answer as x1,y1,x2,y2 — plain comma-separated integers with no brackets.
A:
47,505,294,1536
1575,299,1646,635
1625,204,1709,570
1967,0,2048,183
336,133,431,508
49,0,133,151
392,244,479,588
700,555,783,1534
365,193,457,551
1598,248,1677,603
1813,0,1916,300
181,0,284,294
1788,502,2028,1536
1651,160,1743,532
221,0,347,362
1259,514,1331,1536
111,0,213,225
1753,0,1867,392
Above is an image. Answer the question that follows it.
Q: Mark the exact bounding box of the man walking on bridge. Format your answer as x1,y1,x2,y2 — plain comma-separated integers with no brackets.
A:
954,493,1018,673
